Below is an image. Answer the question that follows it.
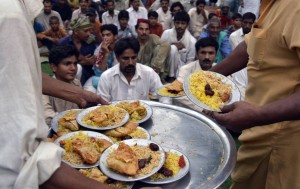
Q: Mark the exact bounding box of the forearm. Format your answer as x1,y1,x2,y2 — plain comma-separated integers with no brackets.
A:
210,41,248,76
40,162,114,189
98,53,110,71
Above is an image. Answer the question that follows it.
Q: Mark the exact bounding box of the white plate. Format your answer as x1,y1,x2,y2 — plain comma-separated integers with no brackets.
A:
54,131,113,169
183,71,241,112
76,105,129,131
51,109,82,132
156,84,185,98
99,139,165,182
141,147,190,184
111,100,153,124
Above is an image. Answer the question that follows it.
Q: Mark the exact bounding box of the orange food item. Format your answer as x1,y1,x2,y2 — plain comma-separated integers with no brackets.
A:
178,155,186,168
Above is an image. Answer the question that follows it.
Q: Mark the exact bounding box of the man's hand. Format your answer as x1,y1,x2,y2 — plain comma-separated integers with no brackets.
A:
79,54,96,66
172,42,185,51
101,39,111,54
203,101,262,132
78,90,109,108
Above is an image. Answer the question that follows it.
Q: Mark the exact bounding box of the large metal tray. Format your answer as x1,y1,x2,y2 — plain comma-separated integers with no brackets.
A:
133,101,236,189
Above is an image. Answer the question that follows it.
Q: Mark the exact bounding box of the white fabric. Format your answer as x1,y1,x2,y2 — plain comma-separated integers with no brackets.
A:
97,63,170,103
156,8,172,30
101,10,120,27
161,28,196,77
188,7,209,38
0,0,64,188
126,6,148,27
35,10,64,30
238,0,260,20
229,28,247,100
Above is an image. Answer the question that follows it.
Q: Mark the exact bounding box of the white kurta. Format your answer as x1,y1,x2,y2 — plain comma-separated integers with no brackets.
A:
0,0,63,188
126,6,148,27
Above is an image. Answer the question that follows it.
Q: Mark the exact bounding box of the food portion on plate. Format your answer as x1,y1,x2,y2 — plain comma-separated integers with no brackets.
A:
80,105,128,129
100,139,165,181
103,122,150,142
186,71,233,111
114,101,147,123
157,80,185,97
56,131,113,168
79,168,133,189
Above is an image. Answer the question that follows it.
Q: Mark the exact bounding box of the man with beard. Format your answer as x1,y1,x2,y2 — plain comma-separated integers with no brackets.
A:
229,12,256,100
97,37,170,103
161,11,196,82
101,0,120,27
135,19,170,80
36,0,64,30
172,37,218,111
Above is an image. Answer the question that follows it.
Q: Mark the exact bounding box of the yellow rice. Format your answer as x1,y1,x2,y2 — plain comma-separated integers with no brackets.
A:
157,87,184,97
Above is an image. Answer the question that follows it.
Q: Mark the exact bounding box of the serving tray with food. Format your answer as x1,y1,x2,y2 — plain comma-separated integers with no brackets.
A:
99,139,165,182
183,70,241,111
157,80,185,98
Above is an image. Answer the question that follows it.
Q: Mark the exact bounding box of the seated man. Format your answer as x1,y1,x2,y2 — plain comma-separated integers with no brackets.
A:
148,11,163,37
173,37,218,111
188,0,209,39
199,18,232,63
117,10,137,39
127,0,148,27
161,11,196,82
84,24,119,93
37,15,68,51
97,37,170,104
156,0,172,30
101,0,120,27
136,19,170,80
43,45,81,126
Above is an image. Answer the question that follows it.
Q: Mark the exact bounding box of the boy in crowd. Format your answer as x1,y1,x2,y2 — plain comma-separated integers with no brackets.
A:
148,11,163,37
227,12,242,36
43,45,81,125
117,10,137,39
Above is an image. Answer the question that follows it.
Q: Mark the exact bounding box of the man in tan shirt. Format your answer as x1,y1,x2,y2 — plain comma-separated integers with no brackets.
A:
207,0,300,188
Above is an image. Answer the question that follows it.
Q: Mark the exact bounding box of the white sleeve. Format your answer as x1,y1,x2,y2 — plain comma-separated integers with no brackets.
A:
97,73,111,102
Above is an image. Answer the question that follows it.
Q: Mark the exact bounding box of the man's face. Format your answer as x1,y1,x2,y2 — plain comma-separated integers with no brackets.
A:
242,18,254,35
221,6,229,14
51,55,78,82
174,21,188,36
148,16,158,26
43,2,52,15
102,30,117,44
160,0,169,12
49,19,59,31
79,0,89,11
87,15,96,23
172,6,182,16
117,49,137,75
208,21,221,38
233,18,242,28
136,22,150,41
107,2,115,12
196,3,205,13
132,0,140,10
119,18,129,28
197,46,216,70
75,28,91,42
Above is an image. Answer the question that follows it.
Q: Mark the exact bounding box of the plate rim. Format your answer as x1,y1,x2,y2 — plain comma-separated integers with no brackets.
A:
99,139,166,182
111,100,153,124
76,105,130,130
140,147,190,184
183,71,241,112
156,84,185,98
50,109,82,132
54,130,114,169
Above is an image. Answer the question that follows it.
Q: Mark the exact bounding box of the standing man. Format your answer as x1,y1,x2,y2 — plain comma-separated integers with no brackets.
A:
127,0,148,27
161,11,196,82
188,0,208,39
207,1,300,188
36,0,64,30
229,12,256,100
101,0,120,27
135,19,170,79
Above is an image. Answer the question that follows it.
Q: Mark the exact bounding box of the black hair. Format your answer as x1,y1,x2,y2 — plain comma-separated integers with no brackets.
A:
49,45,79,65
148,11,159,18
195,37,219,52
49,15,59,23
106,0,115,5
101,24,118,35
170,2,184,12
242,12,256,21
174,11,190,24
207,17,221,27
232,13,242,20
118,10,129,20
114,37,140,57
208,13,217,20
196,0,206,6
160,0,169,3
43,0,52,4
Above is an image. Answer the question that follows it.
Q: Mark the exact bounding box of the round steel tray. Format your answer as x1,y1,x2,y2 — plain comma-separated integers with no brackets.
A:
133,101,236,189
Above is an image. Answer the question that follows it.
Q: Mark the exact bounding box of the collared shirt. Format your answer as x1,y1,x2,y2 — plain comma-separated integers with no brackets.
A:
97,63,166,102
102,10,120,27
199,31,232,63
117,25,137,39
156,8,172,30
229,27,244,49
35,10,64,30
188,7,209,38
127,6,148,27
